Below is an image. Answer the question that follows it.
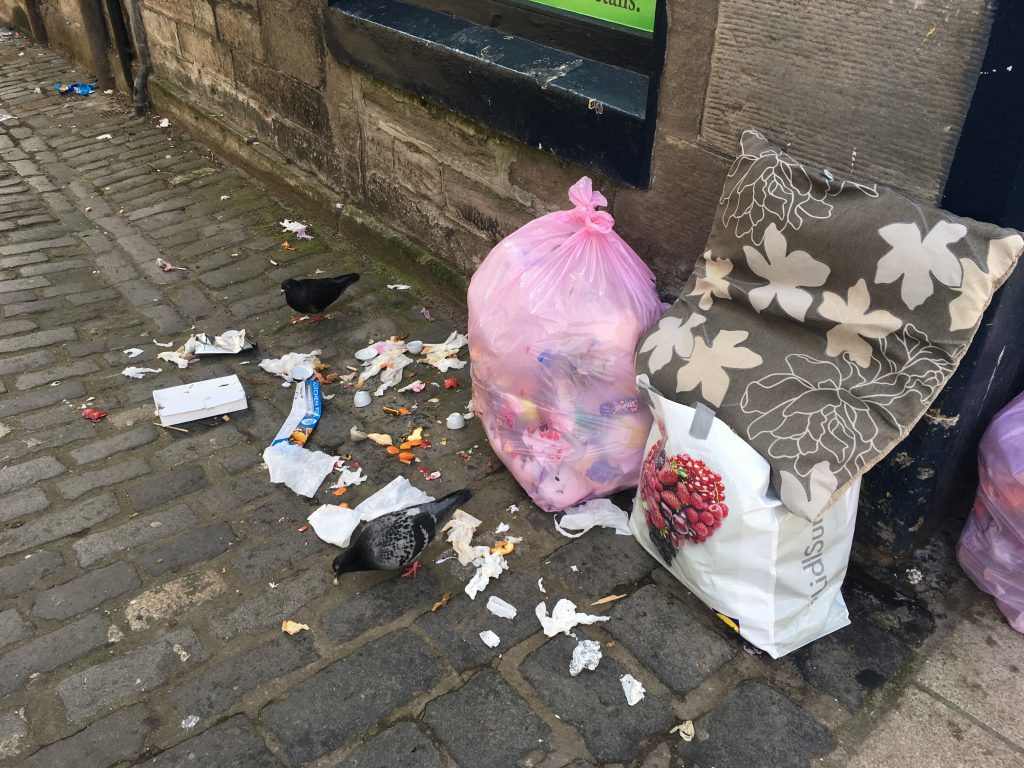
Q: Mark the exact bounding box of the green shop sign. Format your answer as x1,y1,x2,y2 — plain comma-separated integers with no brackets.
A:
524,0,655,33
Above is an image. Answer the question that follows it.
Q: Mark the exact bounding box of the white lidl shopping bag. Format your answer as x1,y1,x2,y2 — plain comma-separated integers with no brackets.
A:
630,378,860,658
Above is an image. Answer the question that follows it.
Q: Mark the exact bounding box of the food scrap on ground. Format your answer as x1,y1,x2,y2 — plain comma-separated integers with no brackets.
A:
432,592,453,612
281,620,310,635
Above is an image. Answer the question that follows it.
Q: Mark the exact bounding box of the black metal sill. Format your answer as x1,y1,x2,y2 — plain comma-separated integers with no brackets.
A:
326,0,657,187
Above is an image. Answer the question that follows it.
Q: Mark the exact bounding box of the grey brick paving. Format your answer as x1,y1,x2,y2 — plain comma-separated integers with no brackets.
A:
68,423,159,464
0,493,119,558
676,681,835,768
32,561,141,621
262,630,446,764
0,486,49,524
136,522,238,576
327,722,445,768
0,550,63,598
604,584,736,694
15,705,153,768
424,670,551,766
0,455,64,494
140,715,282,767
128,465,207,511
72,504,198,567
56,456,151,500
0,608,29,649
0,613,110,697
57,628,206,721
168,633,319,720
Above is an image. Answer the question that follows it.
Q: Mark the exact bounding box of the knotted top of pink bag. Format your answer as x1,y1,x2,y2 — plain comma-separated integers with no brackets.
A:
569,176,615,234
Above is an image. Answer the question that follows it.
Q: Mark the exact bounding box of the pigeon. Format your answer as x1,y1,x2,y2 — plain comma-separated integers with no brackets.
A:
281,273,360,323
332,488,473,582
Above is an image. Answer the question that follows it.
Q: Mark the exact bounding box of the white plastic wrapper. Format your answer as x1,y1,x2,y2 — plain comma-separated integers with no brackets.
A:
309,476,434,547
620,674,645,706
486,596,518,620
631,377,861,658
555,498,631,538
259,350,321,381
535,599,609,637
569,639,602,676
263,444,336,498
479,630,501,648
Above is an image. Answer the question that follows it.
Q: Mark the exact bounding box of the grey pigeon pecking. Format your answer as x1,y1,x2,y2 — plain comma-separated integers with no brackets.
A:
281,273,360,323
332,488,473,582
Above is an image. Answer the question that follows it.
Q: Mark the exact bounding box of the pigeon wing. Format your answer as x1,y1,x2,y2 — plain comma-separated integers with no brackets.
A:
361,510,431,570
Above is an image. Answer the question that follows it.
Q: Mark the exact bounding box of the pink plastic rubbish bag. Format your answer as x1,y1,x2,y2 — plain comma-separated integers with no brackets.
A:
468,177,663,512
958,391,1024,633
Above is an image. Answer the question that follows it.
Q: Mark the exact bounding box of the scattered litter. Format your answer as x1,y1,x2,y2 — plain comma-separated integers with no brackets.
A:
265,445,333,500
220,195,231,201
555,498,631,538
569,639,602,676
420,307,433,321
495,522,510,534
591,594,626,606
260,350,321,381
350,426,368,441
157,347,192,369
332,464,367,489
423,470,441,481
123,347,143,358
55,83,96,97
535,599,609,637
193,330,253,355
356,340,415,396
406,340,423,354
479,630,501,648
81,408,108,423
354,347,378,361
487,596,517,620
354,391,372,408
387,284,411,290
154,375,247,426
0,112,14,123
421,331,469,372
157,117,170,128
432,592,453,612
368,433,393,446
280,219,313,240
491,540,515,556
96,133,112,141
444,377,459,389
447,413,466,430
311,476,434,548
269,582,279,589
33,87,42,94
670,721,695,742
154,422,189,434
466,551,508,600
620,674,646,706
157,258,187,272
570,565,579,572
507,504,519,514
281,620,309,635
152,339,174,348
443,509,487,565
905,568,923,585
122,366,161,379
538,578,546,594
398,380,426,393
281,241,296,251
180,715,200,729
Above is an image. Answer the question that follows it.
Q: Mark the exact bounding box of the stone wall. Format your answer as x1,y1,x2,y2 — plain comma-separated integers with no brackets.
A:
2,0,996,291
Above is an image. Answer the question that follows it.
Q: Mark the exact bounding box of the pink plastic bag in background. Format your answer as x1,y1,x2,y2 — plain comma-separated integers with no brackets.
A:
958,391,1024,633
468,177,663,512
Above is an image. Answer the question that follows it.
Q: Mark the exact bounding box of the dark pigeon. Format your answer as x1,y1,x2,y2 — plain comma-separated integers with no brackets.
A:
281,273,360,323
332,488,473,581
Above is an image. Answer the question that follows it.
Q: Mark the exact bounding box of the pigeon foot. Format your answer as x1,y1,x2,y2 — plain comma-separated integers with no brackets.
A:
400,562,422,580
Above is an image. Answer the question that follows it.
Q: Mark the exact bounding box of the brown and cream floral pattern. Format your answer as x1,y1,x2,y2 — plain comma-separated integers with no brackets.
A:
638,130,1024,520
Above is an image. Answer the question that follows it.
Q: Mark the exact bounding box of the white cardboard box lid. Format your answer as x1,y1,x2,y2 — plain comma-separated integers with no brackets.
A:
153,375,247,422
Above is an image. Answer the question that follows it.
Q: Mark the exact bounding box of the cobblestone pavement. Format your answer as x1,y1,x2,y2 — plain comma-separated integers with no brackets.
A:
1,35,1023,768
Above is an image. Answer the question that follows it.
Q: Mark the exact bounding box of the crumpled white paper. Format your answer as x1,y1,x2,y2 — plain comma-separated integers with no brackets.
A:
535,599,610,637
479,630,501,648
421,331,469,372
259,350,321,381
280,219,313,240
309,476,434,547
466,550,508,600
331,464,367,489
262,443,337,498
122,366,162,379
554,498,631,538
441,509,488,566
569,639,602,676
487,596,517,620
620,674,646,706
123,348,143,359
357,343,415,397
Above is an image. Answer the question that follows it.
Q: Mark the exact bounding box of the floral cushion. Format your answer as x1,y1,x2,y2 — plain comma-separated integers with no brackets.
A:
636,129,1024,521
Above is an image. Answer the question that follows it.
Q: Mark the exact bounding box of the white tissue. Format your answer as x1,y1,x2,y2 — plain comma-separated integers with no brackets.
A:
479,630,501,648
620,674,646,705
441,509,487,566
486,596,518,620
535,599,609,637
466,550,507,600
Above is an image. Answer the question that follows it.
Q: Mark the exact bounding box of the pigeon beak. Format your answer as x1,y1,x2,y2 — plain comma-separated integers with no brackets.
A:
332,575,339,586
